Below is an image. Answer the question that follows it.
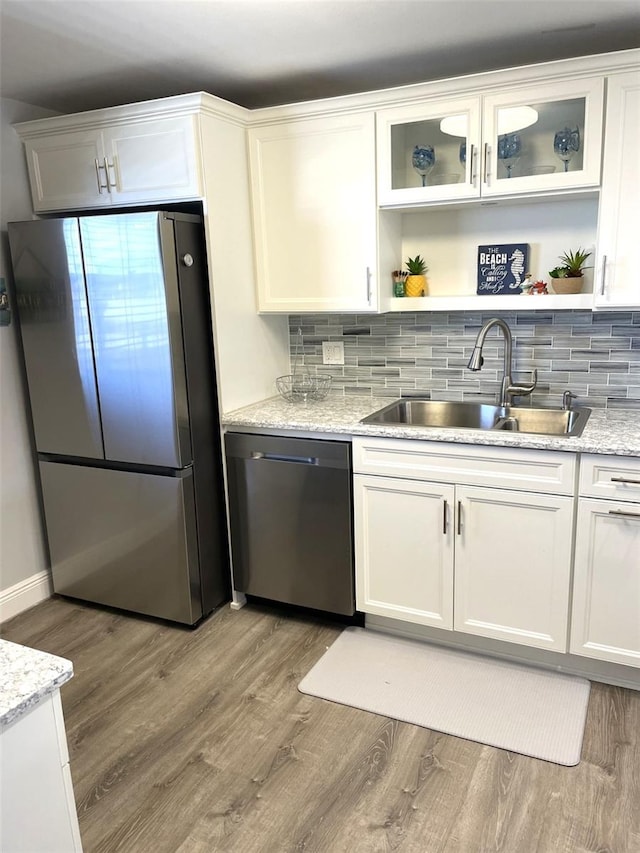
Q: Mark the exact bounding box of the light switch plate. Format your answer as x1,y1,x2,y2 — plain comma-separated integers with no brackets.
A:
322,341,344,365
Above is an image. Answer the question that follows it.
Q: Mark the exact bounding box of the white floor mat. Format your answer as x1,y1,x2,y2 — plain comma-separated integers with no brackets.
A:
299,627,591,766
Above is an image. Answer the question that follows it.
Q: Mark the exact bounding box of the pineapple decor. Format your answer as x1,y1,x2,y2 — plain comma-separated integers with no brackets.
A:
405,254,428,297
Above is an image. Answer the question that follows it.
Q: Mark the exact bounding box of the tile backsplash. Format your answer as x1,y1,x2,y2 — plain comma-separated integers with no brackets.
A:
288,310,640,410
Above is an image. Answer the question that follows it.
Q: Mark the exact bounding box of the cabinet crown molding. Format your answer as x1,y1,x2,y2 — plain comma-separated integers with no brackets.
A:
247,48,640,125
15,92,251,139
13,48,639,137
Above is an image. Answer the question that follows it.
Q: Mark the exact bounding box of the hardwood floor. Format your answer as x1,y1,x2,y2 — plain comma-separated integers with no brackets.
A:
3,597,639,853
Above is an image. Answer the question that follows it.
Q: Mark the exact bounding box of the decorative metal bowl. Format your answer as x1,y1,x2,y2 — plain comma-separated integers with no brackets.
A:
276,373,332,403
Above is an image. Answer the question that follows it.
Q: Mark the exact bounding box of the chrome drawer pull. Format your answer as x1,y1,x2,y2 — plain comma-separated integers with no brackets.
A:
609,509,640,519
611,476,640,485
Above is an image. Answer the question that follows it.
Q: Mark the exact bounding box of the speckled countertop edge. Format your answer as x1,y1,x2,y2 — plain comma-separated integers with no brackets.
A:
0,639,73,729
222,394,640,457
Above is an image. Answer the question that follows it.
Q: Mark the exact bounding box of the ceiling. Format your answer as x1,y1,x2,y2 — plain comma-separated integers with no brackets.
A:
1,0,639,114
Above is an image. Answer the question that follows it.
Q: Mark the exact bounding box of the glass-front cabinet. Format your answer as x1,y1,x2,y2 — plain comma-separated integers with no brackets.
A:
377,77,605,206
377,97,482,205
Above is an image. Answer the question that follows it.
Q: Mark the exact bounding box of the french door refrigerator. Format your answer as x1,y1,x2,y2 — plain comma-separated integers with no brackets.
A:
8,211,230,624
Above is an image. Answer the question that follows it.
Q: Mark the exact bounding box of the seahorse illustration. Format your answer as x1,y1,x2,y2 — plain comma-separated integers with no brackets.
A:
509,249,525,289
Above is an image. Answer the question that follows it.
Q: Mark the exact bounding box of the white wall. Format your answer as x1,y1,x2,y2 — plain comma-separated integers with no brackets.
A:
0,98,58,615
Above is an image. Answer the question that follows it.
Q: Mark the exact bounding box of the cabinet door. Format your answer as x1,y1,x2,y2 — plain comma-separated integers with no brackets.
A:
454,485,573,651
1,693,82,853
376,97,482,206
249,112,378,312
570,498,640,667
594,72,640,309
354,474,454,628
103,117,202,204
482,77,604,197
24,129,111,211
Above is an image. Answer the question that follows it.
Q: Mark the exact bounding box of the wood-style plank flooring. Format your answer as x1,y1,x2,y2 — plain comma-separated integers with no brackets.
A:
3,597,639,852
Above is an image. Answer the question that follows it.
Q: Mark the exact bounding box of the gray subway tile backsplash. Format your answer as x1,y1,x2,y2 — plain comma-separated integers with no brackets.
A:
288,309,640,410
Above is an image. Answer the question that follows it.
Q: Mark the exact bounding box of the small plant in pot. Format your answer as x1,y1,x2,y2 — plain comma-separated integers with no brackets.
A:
549,248,592,294
405,254,428,297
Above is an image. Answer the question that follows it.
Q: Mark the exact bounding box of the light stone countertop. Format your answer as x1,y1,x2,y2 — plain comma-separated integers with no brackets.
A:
0,639,73,729
222,394,640,457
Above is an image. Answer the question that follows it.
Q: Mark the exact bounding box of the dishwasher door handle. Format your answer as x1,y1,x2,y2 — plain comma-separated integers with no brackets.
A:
250,451,319,465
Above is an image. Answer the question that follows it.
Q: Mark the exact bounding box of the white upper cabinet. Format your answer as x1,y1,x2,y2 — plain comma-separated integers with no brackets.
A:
102,117,202,206
248,112,378,313
23,115,203,212
481,78,604,197
377,77,605,207
376,97,482,206
594,71,640,309
24,129,113,210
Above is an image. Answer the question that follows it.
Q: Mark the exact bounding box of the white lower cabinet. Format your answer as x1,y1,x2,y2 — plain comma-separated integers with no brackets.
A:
354,475,454,628
1,691,82,852
570,455,640,667
353,437,576,652
454,485,573,650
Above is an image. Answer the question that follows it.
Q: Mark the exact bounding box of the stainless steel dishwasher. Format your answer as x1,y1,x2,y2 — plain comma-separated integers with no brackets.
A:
225,433,355,615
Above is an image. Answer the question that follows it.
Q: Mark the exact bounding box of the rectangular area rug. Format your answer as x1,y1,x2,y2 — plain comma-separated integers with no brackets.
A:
298,627,591,766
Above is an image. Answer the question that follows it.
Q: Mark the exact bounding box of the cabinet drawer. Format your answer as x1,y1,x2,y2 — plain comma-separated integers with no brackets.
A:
579,454,640,501
352,436,576,495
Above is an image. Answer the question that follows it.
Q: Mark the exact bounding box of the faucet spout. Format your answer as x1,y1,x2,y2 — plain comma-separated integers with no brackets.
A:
467,317,536,407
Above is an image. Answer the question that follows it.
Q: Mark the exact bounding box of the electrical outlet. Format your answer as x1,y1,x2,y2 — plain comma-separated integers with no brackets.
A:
322,341,344,365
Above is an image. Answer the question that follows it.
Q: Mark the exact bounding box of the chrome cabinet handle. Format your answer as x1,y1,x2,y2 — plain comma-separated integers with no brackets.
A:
483,143,490,185
443,499,448,534
94,159,108,193
457,500,462,535
470,143,477,186
600,254,607,297
611,476,640,485
104,157,117,192
609,509,640,519
366,267,372,305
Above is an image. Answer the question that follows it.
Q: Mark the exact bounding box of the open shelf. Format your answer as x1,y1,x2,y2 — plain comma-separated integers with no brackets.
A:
386,292,594,312
378,195,598,313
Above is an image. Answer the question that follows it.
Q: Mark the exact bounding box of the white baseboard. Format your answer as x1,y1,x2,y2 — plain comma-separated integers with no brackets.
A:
0,570,52,624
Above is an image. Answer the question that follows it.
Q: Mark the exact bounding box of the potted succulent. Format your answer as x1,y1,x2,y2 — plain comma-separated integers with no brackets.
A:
549,248,592,294
405,254,428,297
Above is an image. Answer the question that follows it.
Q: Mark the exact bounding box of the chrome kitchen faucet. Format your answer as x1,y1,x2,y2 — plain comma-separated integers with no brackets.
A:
467,318,537,407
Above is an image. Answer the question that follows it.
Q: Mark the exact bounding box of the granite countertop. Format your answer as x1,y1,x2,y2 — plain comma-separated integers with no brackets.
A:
0,639,73,729
222,394,640,457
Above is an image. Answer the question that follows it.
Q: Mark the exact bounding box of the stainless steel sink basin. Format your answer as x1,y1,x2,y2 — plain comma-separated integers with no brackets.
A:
361,400,504,430
361,399,591,437
492,406,590,436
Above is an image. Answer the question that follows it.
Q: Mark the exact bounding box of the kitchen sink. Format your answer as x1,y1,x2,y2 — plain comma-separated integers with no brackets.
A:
361,400,504,430
492,406,589,436
361,399,591,437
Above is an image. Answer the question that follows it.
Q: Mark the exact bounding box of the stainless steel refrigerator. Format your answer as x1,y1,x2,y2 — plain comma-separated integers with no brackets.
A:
8,211,230,625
